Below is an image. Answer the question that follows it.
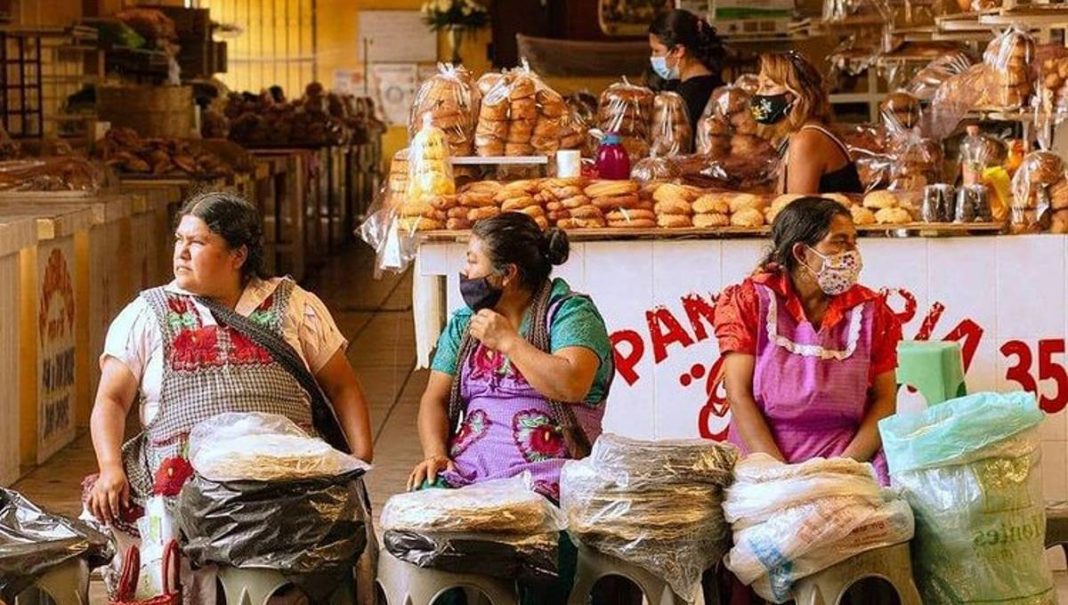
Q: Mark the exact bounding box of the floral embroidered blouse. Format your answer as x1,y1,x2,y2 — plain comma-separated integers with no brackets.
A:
103,277,348,426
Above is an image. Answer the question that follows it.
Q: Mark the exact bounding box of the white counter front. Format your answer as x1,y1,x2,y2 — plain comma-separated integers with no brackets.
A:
415,234,1068,501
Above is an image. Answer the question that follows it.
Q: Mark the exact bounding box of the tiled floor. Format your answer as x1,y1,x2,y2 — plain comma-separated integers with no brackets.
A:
11,242,1068,603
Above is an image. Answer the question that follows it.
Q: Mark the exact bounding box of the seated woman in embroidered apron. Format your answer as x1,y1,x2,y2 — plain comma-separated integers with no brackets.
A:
85,192,374,602
408,213,614,603
749,52,864,195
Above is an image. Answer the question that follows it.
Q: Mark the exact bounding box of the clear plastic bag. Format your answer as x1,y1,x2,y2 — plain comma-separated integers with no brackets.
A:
650,92,692,157
381,473,565,535
410,63,480,157
596,77,653,160
880,91,922,132
560,433,736,603
886,126,944,192
384,530,559,585
1010,149,1064,233
906,51,974,101
722,455,912,604
878,391,1053,605
188,412,369,482
696,81,760,158
933,27,1035,117
0,157,103,192
475,61,568,157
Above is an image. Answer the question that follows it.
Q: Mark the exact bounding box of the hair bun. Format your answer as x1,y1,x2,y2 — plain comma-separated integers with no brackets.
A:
545,228,570,266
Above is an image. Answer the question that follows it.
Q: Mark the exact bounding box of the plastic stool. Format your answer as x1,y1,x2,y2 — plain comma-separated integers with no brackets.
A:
1045,501,1068,560
897,341,967,407
217,566,355,605
792,542,921,605
567,543,704,605
376,551,518,605
14,558,88,605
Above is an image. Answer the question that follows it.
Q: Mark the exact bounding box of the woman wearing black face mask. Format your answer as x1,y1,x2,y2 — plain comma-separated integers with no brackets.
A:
750,52,863,195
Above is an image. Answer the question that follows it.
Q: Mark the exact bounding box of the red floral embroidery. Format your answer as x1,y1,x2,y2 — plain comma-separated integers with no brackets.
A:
171,326,221,370
167,296,191,315
449,410,491,458
153,456,195,496
228,329,273,365
258,294,275,312
513,410,567,462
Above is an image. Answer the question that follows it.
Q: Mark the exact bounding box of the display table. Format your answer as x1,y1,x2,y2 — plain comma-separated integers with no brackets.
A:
415,232,1068,500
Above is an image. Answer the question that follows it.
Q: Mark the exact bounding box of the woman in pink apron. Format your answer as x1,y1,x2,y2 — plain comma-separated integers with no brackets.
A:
714,196,901,604
715,196,901,481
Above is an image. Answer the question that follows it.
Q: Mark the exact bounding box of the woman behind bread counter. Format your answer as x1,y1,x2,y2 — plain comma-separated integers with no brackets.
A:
751,52,864,195
648,9,726,148
714,197,901,485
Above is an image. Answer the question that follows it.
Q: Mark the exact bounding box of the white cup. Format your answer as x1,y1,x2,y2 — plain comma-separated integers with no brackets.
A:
556,150,581,178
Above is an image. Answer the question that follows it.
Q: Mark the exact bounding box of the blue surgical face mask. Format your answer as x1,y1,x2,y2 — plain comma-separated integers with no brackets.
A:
650,54,679,81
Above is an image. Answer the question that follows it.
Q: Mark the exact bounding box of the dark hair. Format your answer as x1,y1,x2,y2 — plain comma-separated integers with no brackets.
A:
472,213,569,291
177,191,266,282
649,9,725,75
762,197,851,274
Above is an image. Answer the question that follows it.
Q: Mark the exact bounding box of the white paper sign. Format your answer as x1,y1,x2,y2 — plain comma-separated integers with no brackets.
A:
359,11,436,64
371,64,419,126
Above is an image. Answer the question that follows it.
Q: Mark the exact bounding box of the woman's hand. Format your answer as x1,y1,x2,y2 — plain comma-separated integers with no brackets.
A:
407,455,455,491
469,309,520,353
88,466,130,525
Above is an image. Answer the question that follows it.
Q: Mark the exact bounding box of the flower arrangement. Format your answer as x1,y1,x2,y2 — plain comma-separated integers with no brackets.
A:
420,0,489,32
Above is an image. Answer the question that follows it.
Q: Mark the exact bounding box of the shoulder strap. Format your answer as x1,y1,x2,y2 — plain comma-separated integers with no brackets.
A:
800,124,852,160
194,295,351,454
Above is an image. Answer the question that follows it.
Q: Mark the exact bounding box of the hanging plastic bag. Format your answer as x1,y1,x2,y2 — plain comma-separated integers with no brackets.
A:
0,489,111,603
906,51,975,101
596,77,653,161
410,63,480,157
382,473,564,535
384,530,559,585
188,412,370,482
1010,149,1065,233
650,92,692,157
561,434,737,603
878,391,1053,605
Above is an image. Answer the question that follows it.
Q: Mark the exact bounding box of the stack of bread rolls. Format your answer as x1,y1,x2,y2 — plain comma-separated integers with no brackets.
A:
598,79,654,160
652,183,696,228
651,93,693,158
410,65,480,157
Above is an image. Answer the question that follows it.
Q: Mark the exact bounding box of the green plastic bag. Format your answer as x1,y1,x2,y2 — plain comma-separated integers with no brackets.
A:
879,392,1054,605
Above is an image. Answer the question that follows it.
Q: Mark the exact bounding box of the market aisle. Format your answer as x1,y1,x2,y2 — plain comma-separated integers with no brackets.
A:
11,241,427,531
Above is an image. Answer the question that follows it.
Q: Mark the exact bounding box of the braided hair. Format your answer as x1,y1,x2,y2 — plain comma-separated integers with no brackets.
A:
446,213,591,458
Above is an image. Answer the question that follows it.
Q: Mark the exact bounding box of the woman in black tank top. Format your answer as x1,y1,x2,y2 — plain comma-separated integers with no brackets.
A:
749,52,864,195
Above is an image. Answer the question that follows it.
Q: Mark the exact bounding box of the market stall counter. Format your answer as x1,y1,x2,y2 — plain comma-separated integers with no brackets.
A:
0,206,93,469
413,229,1068,502
0,217,37,486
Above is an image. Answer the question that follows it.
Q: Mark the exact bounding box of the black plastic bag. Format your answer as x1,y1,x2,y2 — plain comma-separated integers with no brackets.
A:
177,471,368,575
383,530,559,586
0,488,111,602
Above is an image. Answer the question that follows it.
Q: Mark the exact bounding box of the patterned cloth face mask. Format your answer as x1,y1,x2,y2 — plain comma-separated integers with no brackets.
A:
805,248,863,296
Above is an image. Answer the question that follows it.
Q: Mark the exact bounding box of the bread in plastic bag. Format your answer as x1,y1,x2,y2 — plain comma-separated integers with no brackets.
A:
722,454,913,604
878,391,1053,605
381,473,565,535
0,157,103,192
384,530,559,585
886,126,943,194
561,433,737,603
188,412,369,482
597,77,653,160
650,92,692,157
906,51,974,101
475,62,569,157
933,27,1035,115
696,81,761,158
409,63,480,157
880,91,921,132
1010,149,1065,233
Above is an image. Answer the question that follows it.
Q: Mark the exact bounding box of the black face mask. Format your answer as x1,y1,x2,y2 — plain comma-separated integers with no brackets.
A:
460,273,503,312
749,93,793,125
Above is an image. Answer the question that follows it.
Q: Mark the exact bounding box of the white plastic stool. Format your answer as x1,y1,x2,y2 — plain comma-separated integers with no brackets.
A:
217,566,355,605
14,558,89,605
376,551,518,605
567,543,699,605
792,542,922,605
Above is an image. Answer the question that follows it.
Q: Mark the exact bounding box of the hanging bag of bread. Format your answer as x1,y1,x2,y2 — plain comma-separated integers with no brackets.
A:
905,51,974,102
650,92,692,158
1011,148,1067,233
410,63,480,157
399,114,456,233
932,26,1035,119
596,78,653,161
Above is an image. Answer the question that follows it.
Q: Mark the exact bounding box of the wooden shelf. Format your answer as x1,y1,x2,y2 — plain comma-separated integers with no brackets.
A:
449,156,549,166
